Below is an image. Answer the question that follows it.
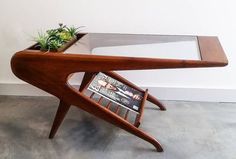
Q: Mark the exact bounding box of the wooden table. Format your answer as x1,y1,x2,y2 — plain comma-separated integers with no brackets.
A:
11,33,228,152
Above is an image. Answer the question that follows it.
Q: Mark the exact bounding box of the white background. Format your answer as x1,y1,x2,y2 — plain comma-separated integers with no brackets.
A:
0,0,235,101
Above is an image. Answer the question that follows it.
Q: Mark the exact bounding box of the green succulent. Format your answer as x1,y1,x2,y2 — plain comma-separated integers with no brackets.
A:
48,39,63,50
34,32,49,51
46,29,58,36
66,26,79,38
58,31,73,42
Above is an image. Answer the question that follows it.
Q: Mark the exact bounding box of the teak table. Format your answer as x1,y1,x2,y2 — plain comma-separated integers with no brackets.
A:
11,33,228,152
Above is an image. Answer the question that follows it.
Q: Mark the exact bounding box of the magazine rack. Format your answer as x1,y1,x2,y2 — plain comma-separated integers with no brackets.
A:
80,72,151,128
11,33,228,152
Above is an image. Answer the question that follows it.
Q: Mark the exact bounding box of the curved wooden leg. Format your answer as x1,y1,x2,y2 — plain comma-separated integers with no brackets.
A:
127,124,164,152
147,94,166,111
49,100,71,139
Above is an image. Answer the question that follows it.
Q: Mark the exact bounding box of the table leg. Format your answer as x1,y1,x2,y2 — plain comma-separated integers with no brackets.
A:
49,100,71,139
79,72,97,92
147,94,166,111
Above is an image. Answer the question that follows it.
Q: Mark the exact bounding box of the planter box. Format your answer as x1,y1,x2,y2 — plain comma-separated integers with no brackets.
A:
27,33,86,52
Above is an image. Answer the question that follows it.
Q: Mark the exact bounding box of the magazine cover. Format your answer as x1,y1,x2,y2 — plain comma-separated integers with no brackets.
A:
88,72,144,113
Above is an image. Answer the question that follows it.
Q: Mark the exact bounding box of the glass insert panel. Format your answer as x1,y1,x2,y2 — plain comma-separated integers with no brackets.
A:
65,33,201,60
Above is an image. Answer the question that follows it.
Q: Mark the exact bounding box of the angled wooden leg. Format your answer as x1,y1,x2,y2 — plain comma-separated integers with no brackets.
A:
147,94,166,111
131,127,163,152
104,71,166,110
115,116,163,152
49,100,71,139
79,72,97,92
108,112,163,151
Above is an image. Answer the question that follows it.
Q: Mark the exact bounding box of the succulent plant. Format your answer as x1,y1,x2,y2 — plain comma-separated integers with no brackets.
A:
34,32,49,51
58,31,73,42
66,26,78,38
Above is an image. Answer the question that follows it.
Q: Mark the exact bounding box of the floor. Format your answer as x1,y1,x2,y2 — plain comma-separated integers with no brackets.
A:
0,96,236,159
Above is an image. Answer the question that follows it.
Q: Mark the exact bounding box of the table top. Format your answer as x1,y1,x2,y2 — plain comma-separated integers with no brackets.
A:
21,33,228,71
65,33,201,60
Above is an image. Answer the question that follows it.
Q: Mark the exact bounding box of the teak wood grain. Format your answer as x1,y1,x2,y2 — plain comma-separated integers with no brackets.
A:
11,33,228,152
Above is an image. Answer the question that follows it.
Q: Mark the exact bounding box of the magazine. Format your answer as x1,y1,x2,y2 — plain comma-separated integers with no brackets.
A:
88,72,144,113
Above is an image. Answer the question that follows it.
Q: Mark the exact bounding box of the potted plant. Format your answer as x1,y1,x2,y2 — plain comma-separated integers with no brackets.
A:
31,23,83,52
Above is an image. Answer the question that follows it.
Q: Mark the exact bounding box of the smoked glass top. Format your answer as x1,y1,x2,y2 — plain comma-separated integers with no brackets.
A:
65,33,201,60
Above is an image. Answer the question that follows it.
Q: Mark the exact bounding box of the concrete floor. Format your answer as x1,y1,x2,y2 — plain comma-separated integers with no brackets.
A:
0,96,236,159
